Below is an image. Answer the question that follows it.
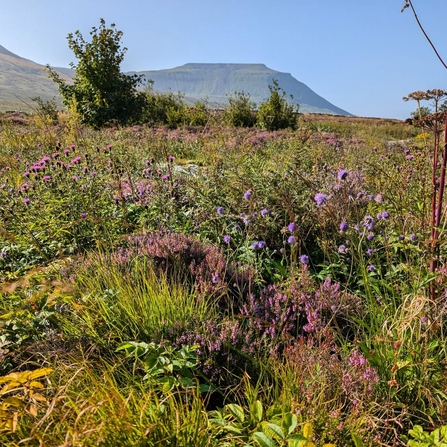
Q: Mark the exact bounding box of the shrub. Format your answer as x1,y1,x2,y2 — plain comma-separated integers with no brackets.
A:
256,79,298,131
222,91,257,128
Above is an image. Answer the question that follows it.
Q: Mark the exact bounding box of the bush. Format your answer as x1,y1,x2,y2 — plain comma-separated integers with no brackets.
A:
256,79,298,131
222,91,257,128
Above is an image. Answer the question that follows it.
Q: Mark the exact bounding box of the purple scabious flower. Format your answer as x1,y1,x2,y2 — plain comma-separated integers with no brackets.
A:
367,248,374,256
367,233,375,241
217,206,224,215
339,221,348,232
212,273,220,284
243,189,253,200
261,208,271,217
223,235,231,244
252,241,266,250
410,233,417,242
363,215,375,232
300,254,309,264
314,193,327,207
287,222,296,232
337,169,349,180
338,245,347,254
287,235,296,244
367,265,375,272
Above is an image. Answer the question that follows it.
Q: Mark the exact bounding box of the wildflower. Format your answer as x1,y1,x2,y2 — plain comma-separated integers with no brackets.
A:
367,265,375,272
0,252,5,259
367,233,375,241
243,189,253,200
223,235,231,244
43,175,51,181
337,169,349,180
161,174,170,181
288,236,296,244
70,144,76,150
23,197,30,205
338,245,347,253
168,155,174,163
363,215,375,231
217,206,224,215
300,254,309,264
367,248,374,256
212,273,220,284
261,208,271,217
23,171,30,177
287,222,296,232
374,194,383,203
339,221,348,232
252,241,266,250
406,155,414,160
81,212,87,219
410,233,417,242
398,234,405,240
314,193,327,207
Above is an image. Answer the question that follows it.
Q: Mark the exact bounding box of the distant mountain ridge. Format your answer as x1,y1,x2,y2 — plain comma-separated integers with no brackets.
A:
0,44,350,115
130,63,351,116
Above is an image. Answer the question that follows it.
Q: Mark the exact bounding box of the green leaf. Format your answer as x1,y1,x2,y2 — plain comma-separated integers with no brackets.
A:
351,432,365,447
251,400,263,423
283,413,298,435
226,404,245,424
252,431,276,447
262,422,284,440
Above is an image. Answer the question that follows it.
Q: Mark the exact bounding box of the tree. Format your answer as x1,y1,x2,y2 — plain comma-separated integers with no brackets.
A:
256,79,298,131
46,19,146,128
222,91,257,127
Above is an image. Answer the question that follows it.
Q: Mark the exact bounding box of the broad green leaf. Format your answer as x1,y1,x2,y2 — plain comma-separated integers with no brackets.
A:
251,400,263,423
262,422,284,440
226,404,245,424
252,431,276,447
283,413,298,435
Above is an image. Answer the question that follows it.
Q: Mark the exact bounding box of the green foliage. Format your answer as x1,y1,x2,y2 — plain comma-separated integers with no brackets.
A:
143,86,186,127
223,91,257,127
46,19,146,128
30,96,59,123
402,425,447,446
117,342,212,392
256,80,298,131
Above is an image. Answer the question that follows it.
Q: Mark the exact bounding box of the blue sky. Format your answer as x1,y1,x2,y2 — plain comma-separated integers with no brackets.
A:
1,0,446,119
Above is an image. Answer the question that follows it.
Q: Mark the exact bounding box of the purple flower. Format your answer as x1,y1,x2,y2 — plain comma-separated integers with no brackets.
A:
363,216,375,231
23,197,30,205
223,235,231,244
43,175,51,181
300,254,309,264
81,212,87,219
168,155,175,163
374,194,383,203
398,234,405,241
314,193,327,207
338,245,347,254
410,233,417,242
367,233,375,241
287,222,296,232
161,174,170,181
339,221,348,232
337,169,349,180
217,206,224,215
287,236,296,244
377,211,390,220
243,189,253,200
406,155,414,160
368,265,375,272
212,273,220,284
367,248,374,256
252,240,266,250
261,208,271,217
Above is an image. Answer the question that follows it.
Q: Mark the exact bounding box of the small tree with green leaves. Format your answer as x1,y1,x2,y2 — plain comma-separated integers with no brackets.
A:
256,79,298,131
223,91,257,127
46,19,146,128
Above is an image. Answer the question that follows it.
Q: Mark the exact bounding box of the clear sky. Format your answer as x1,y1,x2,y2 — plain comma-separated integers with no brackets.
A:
1,0,446,119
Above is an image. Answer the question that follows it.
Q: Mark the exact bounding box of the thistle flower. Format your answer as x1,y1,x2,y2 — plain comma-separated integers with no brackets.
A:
243,189,253,200
300,254,309,264
314,193,327,207
337,169,349,180
168,155,175,162
261,208,271,217
339,221,348,232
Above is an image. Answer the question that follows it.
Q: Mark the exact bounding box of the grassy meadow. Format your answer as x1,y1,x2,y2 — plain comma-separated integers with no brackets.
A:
1,110,446,446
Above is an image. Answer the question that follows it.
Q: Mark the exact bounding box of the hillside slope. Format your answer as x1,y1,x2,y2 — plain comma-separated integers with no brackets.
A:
130,63,351,115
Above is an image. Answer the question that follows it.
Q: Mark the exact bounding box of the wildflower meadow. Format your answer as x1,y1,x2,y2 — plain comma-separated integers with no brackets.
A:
1,108,447,446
